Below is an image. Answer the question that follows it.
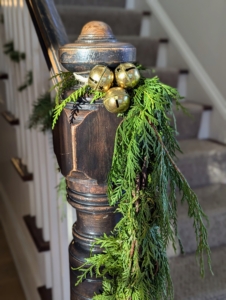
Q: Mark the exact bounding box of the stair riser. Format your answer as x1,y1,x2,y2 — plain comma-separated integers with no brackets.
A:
177,151,226,188
174,109,202,140
178,211,226,253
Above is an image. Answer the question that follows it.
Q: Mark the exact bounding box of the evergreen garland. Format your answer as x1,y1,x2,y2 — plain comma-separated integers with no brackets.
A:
50,68,212,299
18,70,33,91
51,72,105,129
3,41,26,63
28,92,54,132
73,76,212,299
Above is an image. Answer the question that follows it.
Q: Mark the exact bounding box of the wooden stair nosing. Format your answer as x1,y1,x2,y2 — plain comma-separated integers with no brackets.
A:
1,111,19,125
23,215,50,252
179,69,189,74
159,38,169,43
142,11,151,16
37,286,52,300
11,157,33,181
0,73,8,80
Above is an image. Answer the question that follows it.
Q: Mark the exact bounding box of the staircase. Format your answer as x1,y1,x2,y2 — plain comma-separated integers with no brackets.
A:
54,0,226,299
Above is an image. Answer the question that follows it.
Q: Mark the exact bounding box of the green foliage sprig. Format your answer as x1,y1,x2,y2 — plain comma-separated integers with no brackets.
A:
52,85,88,129
74,76,212,300
4,41,26,63
51,71,106,129
50,71,79,105
3,41,13,55
18,70,33,91
28,92,54,132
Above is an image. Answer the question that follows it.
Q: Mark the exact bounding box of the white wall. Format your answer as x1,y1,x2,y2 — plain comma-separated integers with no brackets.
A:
158,0,226,101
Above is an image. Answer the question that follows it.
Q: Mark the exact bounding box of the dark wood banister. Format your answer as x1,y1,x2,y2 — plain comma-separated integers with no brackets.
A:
25,0,69,74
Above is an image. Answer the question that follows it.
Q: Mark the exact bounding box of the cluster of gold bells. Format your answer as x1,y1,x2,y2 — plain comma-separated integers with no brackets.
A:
88,63,140,113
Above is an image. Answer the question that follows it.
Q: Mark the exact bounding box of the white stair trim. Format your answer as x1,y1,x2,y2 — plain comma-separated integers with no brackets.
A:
146,0,226,120
0,182,42,300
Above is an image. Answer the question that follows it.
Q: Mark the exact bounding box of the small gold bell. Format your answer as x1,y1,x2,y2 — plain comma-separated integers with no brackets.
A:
115,63,140,89
88,65,114,92
103,87,130,113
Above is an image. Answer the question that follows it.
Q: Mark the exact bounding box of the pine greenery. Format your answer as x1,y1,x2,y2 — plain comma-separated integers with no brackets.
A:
3,41,26,63
51,71,106,129
18,70,33,91
28,92,54,132
52,85,88,129
74,76,212,299
50,71,80,105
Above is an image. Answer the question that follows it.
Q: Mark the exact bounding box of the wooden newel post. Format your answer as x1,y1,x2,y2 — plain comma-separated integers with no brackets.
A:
53,21,136,299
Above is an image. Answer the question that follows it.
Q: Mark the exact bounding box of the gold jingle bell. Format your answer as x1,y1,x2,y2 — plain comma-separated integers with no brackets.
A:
88,65,114,92
103,87,130,114
115,63,140,89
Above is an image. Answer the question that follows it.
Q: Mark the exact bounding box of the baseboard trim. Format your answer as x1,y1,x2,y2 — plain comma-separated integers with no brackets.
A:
0,182,42,300
38,285,52,300
24,215,50,252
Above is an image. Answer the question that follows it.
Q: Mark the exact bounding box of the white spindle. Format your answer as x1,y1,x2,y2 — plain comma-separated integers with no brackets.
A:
4,0,22,158
57,172,71,300
27,21,43,230
13,0,28,165
16,0,36,216
46,131,63,300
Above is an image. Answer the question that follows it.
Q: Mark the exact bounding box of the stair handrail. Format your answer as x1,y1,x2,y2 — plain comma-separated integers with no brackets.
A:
146,0,226,119
25,0,68,75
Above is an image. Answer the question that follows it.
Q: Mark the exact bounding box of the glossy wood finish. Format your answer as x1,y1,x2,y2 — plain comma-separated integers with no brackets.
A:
1,111,19,125
53,104,121,299
11,157,33,181
23,215,50,252
59,21,136,72
25,0,68,74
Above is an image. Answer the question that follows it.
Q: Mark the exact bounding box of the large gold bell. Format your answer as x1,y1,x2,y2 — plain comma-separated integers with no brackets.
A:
103,87,130,113
115,63,140,89
88,65,114,92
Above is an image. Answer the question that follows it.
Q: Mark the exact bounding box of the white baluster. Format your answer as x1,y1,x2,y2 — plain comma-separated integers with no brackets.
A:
46,131,63,300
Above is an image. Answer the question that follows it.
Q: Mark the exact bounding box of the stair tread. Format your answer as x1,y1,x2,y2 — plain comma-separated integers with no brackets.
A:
141,67,179,87
174,102,203,140
170,245,226,300
54,0,126,7
176,139,226,188
176,183,226,253
178,183,226,217
178,139,226,156
177,101,204,111
57,5,142,35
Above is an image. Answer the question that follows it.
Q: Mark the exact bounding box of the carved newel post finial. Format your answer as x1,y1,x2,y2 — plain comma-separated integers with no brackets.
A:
53,21,136,299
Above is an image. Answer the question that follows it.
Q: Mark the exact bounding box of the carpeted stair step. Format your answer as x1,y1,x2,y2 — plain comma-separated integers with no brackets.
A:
174,102,203,140
177,140,226,188
117,36,159,67
141,67,179,88
54,0,126,7
170,245,226,300
57,5,142,36
177,184,226,253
